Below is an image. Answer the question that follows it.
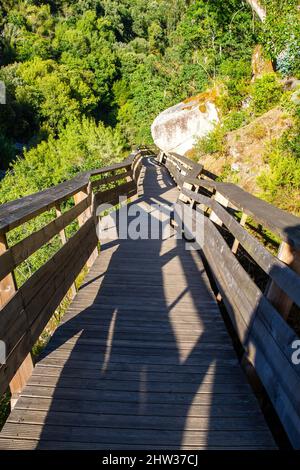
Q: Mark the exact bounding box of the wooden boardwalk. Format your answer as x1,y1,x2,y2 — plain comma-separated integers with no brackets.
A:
0,158,276,449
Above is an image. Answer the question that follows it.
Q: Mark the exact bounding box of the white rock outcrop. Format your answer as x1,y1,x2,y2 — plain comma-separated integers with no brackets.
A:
151,92,219,156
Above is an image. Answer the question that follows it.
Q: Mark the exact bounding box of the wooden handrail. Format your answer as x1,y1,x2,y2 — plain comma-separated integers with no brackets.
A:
183,176,300,249
0,194,91,283
159,151,203,187
0,155,139,235
168,152,201,171
160,151,300,449
0,149,149,401
181,186,300,308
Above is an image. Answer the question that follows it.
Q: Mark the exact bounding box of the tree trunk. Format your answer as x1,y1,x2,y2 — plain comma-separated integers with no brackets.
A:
246,0,266,22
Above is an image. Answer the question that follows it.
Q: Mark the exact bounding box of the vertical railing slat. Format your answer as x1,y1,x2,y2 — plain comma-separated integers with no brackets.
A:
73,184,98,269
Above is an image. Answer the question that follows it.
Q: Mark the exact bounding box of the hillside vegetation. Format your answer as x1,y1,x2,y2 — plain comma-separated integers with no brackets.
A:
0,1,299,206
0,1,261,187
0,1,298,265
195,72,300,213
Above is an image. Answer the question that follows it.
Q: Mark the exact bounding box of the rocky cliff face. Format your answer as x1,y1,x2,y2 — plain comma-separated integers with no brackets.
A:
151,91,219,155
252,45,274,80
200,107,292,194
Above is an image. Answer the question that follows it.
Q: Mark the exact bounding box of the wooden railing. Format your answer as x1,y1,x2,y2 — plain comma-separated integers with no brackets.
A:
160,151,300,449
0,149,147,402
157,151,203,187
1,144,300,446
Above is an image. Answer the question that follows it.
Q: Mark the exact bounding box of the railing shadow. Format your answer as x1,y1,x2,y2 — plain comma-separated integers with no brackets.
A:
33,158,272,449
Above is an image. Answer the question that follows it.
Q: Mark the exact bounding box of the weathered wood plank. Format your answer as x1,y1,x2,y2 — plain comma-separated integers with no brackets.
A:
183,176,300,249
35,359,239,376
26,375,251,394
181,187,300,308
8,409,268,431
31,365,246,383
17,383,258,404
14,396,263,417
0,195,91,282
37,349,240,367
0,423,275,447
0,438,275,450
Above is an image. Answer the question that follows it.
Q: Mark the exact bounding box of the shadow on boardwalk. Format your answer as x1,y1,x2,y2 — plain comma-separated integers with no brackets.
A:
22,159,274,449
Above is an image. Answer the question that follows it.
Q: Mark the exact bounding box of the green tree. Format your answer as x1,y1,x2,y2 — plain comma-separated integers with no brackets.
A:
260,0,300,77
251,73,283,115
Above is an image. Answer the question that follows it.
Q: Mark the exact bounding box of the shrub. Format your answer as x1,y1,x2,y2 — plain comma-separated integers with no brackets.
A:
257,110,300,214
259,0,300,77
0,133,15,170
223,110,249,132
251,122,267,140
218,59,252,113
217,163,240,184
196,125,225,157
251,73,283,115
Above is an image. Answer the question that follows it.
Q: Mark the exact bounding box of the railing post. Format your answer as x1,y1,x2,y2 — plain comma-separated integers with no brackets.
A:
178,181,193,204
209,192,229,226
0,233,33,408
0,233,17,305
125,168,132,183
232,213,248,254
132,154,144,196
55,203,77,299
157,151,164,164
266,241,300,320
9,354,34,408
73,184,98,269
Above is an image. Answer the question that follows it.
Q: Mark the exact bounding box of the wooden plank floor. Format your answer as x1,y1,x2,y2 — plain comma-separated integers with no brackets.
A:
0,158,276,449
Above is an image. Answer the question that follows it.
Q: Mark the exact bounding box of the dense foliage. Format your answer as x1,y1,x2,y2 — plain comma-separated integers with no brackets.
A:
0,0,298,232
0,1,259,174
260,0,300,76
0,0,265,288
257,108,300,213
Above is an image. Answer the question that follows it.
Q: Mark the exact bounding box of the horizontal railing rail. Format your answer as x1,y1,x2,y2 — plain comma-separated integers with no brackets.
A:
182,176,300,249
160,151,300,449
180,187,300,309
158,151,203,186
0,156,138,235
0,148,149,401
